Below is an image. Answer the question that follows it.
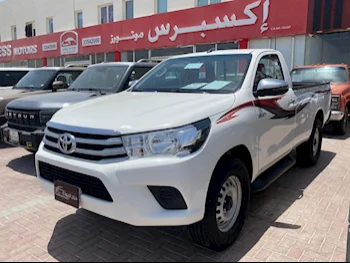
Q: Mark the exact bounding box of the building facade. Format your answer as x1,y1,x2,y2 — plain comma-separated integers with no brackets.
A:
0,0,350,69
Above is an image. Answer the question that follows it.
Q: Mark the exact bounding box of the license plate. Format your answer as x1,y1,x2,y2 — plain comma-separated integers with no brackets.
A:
54,181,80,208
8,129,19,143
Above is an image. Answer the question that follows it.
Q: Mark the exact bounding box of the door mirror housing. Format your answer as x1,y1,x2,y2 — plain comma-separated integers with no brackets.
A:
52,81,65,92
255,79,289,97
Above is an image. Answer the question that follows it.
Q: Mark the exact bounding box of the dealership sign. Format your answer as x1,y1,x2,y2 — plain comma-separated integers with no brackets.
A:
0,0,309,63
60,31,79,55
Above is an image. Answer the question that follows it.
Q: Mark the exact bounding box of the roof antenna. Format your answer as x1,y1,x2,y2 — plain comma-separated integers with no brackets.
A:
207,48,216,53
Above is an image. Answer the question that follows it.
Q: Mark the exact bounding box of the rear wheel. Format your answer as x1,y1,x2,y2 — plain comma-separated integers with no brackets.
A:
297,118,323,167
334,107,348,135
188,158,250,252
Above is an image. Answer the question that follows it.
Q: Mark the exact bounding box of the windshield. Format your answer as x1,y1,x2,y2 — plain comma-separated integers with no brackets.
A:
68,65,129,91
291,67,349,84
0,71,29,87
132,54,252,94
14,70,56,89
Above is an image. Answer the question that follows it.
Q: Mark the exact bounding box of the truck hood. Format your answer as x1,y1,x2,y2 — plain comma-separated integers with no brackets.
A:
51,92,235,134
331,83,350,95
6,91,100,110
0,86,14,90
0,88,48,99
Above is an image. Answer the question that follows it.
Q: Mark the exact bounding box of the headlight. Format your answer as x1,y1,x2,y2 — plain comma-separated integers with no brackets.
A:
122,118,211,158
4,109,9,119
39,109,60,124
331,96,340,111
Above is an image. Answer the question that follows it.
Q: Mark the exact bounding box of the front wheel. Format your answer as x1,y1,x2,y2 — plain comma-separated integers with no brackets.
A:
297,118,323,167
334,107,348,135
188,158,250,251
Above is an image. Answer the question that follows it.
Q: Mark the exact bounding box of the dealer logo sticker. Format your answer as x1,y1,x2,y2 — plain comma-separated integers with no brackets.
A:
60,31,79,55
82,36,102,47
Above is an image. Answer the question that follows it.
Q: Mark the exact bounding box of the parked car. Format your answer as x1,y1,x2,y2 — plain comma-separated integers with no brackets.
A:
35,49,331,251
0,68,33,90
1,61,158,152
291,64,350,135
0,67,84,126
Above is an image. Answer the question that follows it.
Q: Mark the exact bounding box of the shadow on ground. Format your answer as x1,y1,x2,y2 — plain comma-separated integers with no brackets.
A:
0,142,13,149
47,151,336,262
6,153,36,176
323,123,350,140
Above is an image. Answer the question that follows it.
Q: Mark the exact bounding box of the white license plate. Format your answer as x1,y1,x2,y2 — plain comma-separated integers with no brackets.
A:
9,130,19,143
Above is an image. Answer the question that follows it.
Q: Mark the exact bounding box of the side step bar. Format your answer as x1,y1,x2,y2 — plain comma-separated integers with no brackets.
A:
252,154,296,193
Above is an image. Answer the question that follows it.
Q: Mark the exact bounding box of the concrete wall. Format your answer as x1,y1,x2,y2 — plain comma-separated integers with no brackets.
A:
0,0,232,42
249,36,307,70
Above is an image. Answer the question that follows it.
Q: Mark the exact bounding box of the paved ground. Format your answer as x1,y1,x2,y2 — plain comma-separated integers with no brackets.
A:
0,128,349,262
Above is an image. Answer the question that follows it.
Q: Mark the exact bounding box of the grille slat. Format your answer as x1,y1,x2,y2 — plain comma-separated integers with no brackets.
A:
43,125,128,162
39,162,113,202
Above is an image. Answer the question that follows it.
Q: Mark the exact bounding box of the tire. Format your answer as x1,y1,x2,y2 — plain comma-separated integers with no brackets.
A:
188,158,250,252
297,118,323,167
334,107,348,136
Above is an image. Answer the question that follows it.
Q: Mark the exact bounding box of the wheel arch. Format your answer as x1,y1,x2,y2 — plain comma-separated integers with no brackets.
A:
211,145,253,184
315,109,324,125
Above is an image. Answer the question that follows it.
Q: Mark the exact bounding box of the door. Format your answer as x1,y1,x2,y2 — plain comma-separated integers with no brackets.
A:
253,53,297,173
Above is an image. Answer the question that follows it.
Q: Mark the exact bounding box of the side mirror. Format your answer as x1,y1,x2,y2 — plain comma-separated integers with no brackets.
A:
129,80,139,87
255,79,289,97
52,81,65,92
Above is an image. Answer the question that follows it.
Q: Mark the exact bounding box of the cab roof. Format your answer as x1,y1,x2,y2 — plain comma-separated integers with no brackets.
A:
168,49,277,60
88,62,159,68
36,67,86,71
295,64,349,69
0,68,35,71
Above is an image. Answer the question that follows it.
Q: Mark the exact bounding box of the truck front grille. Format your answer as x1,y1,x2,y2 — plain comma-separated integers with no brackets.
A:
6,108,41,128
39,162,113,202
43,125,128,162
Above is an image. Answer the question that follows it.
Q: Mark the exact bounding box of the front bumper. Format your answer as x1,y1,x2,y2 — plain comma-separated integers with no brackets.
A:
1,125,44,151
35,144,213,227
329,110,345,122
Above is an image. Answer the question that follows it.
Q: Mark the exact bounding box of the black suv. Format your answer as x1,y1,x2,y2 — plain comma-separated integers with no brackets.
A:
1,61,159,152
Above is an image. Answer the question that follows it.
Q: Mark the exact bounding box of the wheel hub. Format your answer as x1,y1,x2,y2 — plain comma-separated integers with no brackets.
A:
216,176,242,233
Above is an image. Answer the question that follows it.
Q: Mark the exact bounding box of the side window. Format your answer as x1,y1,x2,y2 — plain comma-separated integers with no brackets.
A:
254,54,285,90
55,71,82,88
130,66,153,81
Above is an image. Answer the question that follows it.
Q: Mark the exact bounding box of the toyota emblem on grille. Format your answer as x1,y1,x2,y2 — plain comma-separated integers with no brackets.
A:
58,133,77,155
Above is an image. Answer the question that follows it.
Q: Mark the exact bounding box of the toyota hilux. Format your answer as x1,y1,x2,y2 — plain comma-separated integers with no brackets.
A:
36,49,331,251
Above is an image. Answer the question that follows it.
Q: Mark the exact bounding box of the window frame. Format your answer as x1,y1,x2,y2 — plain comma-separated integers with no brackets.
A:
197,0,221,6
25,21,36,37
11,25,17,40
253,53,286,92
75,11,83,29
124,0,134,20
156,0,168,13
99,3,114,24
46,17,54,34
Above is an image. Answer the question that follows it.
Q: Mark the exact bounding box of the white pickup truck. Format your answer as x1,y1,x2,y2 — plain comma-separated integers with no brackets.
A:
36,49,331,251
